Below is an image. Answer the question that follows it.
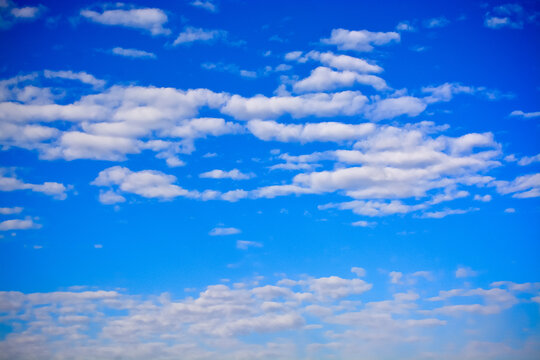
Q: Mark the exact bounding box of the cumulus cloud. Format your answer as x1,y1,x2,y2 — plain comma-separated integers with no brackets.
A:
293,66,388,92
209,227,241,236
510,110,540,119
173,26,228,45
236,240,262,250
0,168,68,200
321,28,400,52
493,173,540,198
0,218,41,231
0,271,535,359
43,70,105,88
484,4,525,29
200,169,254,180
92,166,195,201
190,0,217,12
0,1,45,29
285,51,383,73
423,17,450,28
456,266,478,278
80,6,170,35
0,206,23,214
111,47,156,59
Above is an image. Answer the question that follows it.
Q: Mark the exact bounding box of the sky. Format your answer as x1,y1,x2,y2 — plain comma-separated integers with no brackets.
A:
0,0,539,359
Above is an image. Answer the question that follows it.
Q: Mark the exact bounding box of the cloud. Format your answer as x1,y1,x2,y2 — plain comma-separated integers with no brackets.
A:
0,218,41,231
0,2,45,29
80,6,170,35
518,154,540,166
484,4,525,29
222,91,369,120
473,194,492,202
293,66,388,92
351,267,366,277
247,120,374,143
173,27,228,45
190,0,217,12
0,168,69,200
209,227,241,236
396,21,415,32
421,207,478,219
43,70,105,88
493,173,540,198
510,110,540,118
456,266,478,278
200,169,254,180
321,28,400,52
236,240,262,250
423,17,450,28
364,96,426,121
351,220,376,228
285,51,383,73
92,166,198,201
389,271,403,284
0,206,23,215
0,271,536,359
111,47,156,59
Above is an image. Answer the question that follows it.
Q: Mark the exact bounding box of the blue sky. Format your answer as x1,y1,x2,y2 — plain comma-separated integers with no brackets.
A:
0,0,539,358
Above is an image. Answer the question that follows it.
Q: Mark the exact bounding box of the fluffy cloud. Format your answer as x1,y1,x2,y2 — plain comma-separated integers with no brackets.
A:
484,4,525,29
209,227,241,236
493,173,540,198
0,218,41,231
190,0,217,12
43,70,105,88
0,1,45,29
0,168,68,200
321,28,400,52
80,6,170,35
510,110,540,119
456,266,478,278
236,240,262,250
293,66,388,92
173,27,228,45
0,271,536,359
285,51,383,73
92,166,194,201
0,206,23,215
111,47,156,59
248,120,374,142
200,169,254,180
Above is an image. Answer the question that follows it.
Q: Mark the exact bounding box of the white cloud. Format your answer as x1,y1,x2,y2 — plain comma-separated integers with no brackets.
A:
173,27,227,45
222,91,369,120
209,227,241,236
510,110,540,118
389,271,403,284
200,169,254,180
80,6,170,35
190,0,217,12
293,66,388,92
504,207,516,213
10,5,44,19
493,173,540,198
286,51,383,73
321,28,400,52
396,21,415,32
43,70,105,88
0,169,68,200
456,266,478,278
484,4,525,29
351,220,376,227
247,120,374,143
351,267,366,277
517,154,540,166
0,272,535,359
423,17,450,28
111,47,156,59
0,2,45,29
473,194,492,202
364,96,426,121
92,166,194,200
236,240,262,250
0,206,23,214
0,218,41,231
98,190,126,205
421,207,478,219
